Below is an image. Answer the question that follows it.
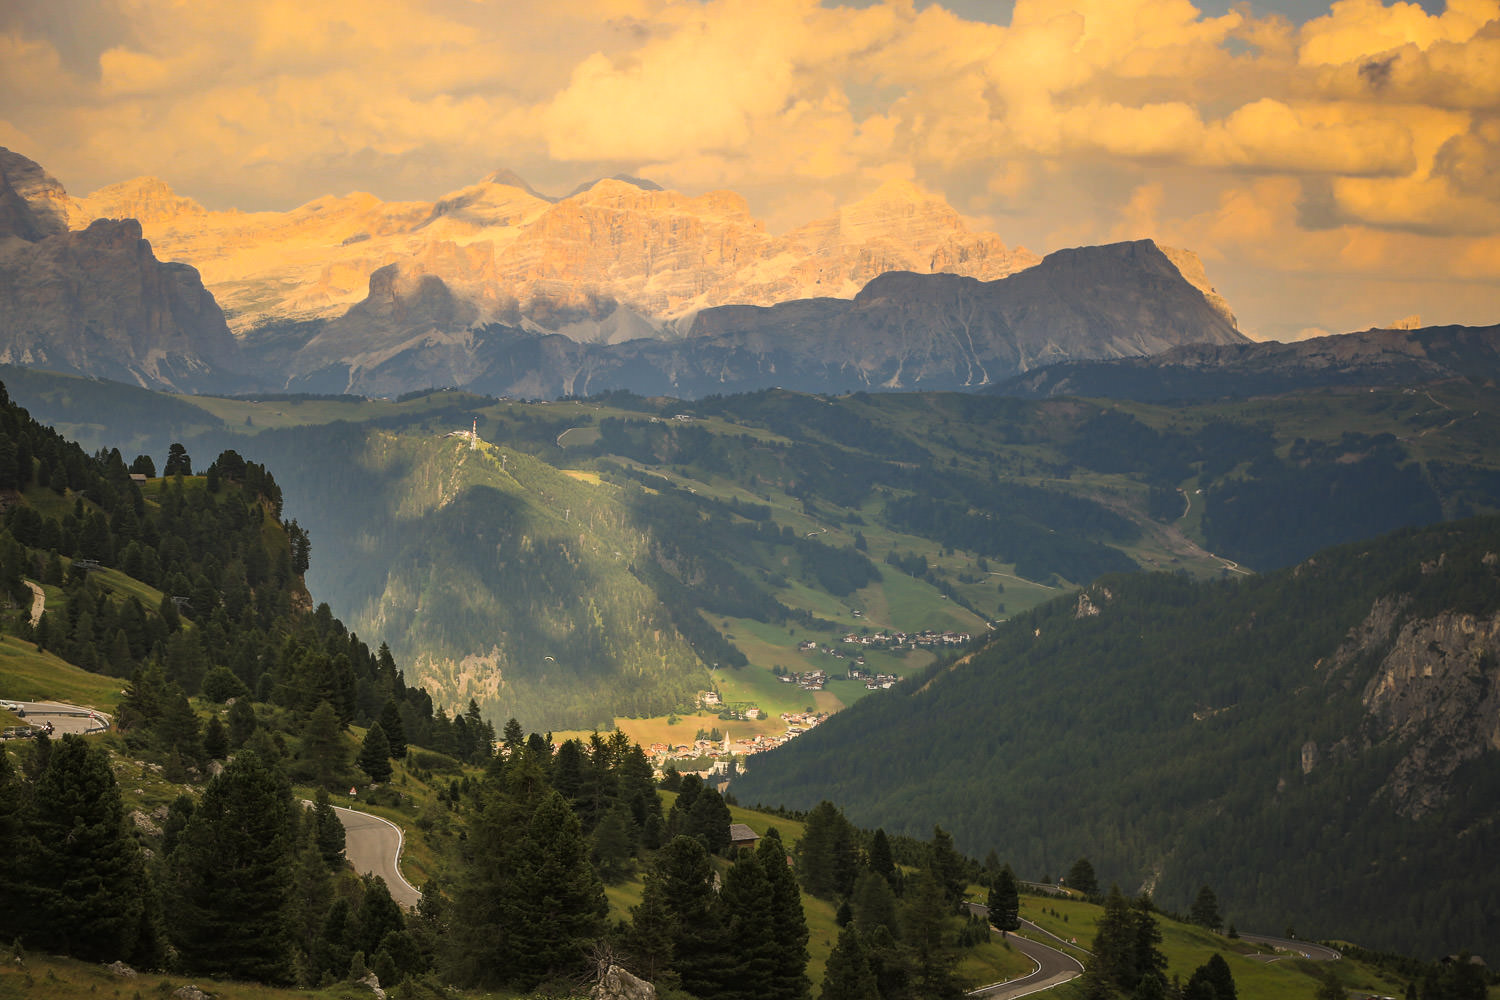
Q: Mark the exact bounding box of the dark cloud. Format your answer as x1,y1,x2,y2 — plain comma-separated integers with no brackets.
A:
0,0,132,78
1359,55,1396,91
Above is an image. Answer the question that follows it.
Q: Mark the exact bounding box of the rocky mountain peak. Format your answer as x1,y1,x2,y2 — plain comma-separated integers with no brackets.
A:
1159,245,1238,328
75,176,208,227
0,147,71,239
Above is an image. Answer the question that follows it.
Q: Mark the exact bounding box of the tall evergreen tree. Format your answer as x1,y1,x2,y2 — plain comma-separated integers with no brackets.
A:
821,925,879,1000
987,864,1021,932
797,800,860,900
716,846,781,1000
929,825,968,908
377,698,407,759
300,700,348,788
313,786,346,869
1190,885,1223,932
505,790,607,989
358,721,393,783
1067,857,1099,897
758,828,812,1000
165,748,296,982
899,869,965,1000
625,870,676,982
15,735,151,962
656,834,729,999
0,745,25,946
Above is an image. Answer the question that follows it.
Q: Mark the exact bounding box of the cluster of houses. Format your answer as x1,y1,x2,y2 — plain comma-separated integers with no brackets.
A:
777,666,829,690
645,709,830,778
698,690,764,719
840,628,971,649
846,665,899,690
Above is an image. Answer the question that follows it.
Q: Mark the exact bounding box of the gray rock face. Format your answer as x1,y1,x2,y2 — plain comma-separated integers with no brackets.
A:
0,149,241,391
591,964,656,1000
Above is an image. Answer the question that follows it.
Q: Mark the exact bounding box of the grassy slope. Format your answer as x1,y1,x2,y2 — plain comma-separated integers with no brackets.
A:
1014,893,1415,1000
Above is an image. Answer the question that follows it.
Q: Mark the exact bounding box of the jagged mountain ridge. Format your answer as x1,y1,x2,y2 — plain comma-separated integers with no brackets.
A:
0,150,240,391
71,165,1045,341
274,238,1248,397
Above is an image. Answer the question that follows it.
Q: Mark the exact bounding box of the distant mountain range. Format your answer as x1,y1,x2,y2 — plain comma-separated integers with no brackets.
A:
2,147,1250,397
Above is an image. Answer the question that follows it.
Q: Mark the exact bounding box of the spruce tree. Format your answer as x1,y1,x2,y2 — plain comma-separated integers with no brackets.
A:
227,695,257,748
716,846,781,1000
0,745,24,946
313,786,346,868
505,790,607,989
1067,857,1099,897
377,698,407,759
165,748,296,982
988,864,1021,932
625,870,676,982
821,925,879,1000
758,828,811,1000
656,834,729,999
358,722,393,783
300,700,349,788
851,869,899,938
899,869,964,1000
1190,885,1223,932
202,713,229,760
19,734,150,962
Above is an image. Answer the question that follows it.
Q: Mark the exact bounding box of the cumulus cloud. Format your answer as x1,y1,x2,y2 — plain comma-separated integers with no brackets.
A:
0,0,1497,337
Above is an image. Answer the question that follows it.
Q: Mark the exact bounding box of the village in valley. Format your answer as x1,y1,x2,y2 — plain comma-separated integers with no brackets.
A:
640,627,974,783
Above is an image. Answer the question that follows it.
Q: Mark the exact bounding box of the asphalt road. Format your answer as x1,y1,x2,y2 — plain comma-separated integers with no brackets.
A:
965,904,1085,999
1,700,111,737
1240,933,1342,962
332,803,423,909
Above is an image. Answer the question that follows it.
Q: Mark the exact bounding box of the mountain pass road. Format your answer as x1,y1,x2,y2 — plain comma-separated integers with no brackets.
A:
1240,934,1342,962
965,904,1085,998
333,804,422,909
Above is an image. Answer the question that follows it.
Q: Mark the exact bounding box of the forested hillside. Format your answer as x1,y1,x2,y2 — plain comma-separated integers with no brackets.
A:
9,369,1500,731
734,516,1500,958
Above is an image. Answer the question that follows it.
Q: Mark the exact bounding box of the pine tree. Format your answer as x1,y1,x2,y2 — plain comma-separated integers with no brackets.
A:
715,846,781,1000
820,925,879,1000
688,784,733,855
988,864,1021,932
869,827,898,890
202,713,229,760
358,722,393,783
899,869,965,999
18,734,150,962
851,869,900,938
1067,857,1099,897
929,825,968,908
227,695,257,748
797,800,859,899
590,800,637,882
300,700,349,788
165,748,296,982
1195,953,1237,1000
625,870,676,982
757,828,811,1000
656,834,729,999
0,745,24,946
1190,885,1223,932
377,698,407,759
505,790,607,989
313,787,346,868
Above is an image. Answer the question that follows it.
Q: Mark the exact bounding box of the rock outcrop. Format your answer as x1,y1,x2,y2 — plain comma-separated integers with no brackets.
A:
1361,609,1500,818
0,149,241,392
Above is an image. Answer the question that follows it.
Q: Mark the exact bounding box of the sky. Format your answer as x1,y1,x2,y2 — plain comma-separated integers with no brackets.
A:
1,0,1497,342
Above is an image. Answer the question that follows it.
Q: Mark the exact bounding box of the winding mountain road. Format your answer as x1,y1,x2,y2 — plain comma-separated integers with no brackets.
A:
1240,933,1342,963
333,804,422,908
965,904,1085,998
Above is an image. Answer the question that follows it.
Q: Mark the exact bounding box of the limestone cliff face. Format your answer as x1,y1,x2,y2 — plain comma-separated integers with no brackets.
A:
66,168,1045,340
0,149,239,391
1360,608,1500,818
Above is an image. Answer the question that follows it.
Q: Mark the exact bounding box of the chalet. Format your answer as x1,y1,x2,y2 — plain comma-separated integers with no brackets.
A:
728,823,760,851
